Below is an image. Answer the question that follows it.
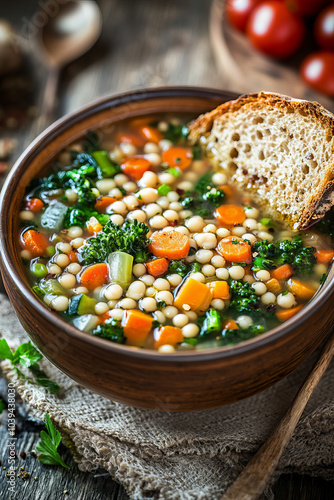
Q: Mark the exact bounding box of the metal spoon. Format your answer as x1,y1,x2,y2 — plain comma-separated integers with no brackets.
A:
34,0,102,131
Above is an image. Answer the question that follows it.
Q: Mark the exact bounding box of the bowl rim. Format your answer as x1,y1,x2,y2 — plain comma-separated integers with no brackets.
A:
0,85,333,363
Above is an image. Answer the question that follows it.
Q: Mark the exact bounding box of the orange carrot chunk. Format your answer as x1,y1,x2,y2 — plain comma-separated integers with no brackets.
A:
223,319,239,330
20,230,49,257
217,236,252,264
80,263,109,290
271,264,294,281
149,231,190,260
146,258,169,277
94,196,117,213
123,310,153,347
207,281,230,300
116,131,145,147
276,305,303,322
139,126,163,144
26,198,44,212
215,204,246,226
315,249,334,264
174,277,212,314
68,251,78,263
154,326,183,349
86,216,103,234
121,157,151,181
266,278,282,294
161,147,192,170
287,278,316,301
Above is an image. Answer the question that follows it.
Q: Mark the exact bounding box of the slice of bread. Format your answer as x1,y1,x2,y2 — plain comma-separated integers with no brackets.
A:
188,92,334,230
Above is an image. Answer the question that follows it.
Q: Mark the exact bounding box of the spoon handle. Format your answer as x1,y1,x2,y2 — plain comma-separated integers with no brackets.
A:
221,331,334,500
37,67,59,133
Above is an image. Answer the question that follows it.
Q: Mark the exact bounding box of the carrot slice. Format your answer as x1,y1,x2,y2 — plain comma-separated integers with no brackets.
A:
276,305,303,322
219,184,237,201
271,264,294,281
149,230,190,260
223,319,239,330
68,251,78,263
266,278,282,294
161,147,192,170
146,258,169,277
174,277,212,314
94,196,117,213
20,230,49,257
139,126,163,144
217,236,252,264
80,263,109,290
86,216,103,234
154,326,183,348
123,309,153,347
315,249,334,264
26,198,44,212
207,281,230,299
121,158,151,181
215,204,246,226
116,131,145,147
287,278,316,301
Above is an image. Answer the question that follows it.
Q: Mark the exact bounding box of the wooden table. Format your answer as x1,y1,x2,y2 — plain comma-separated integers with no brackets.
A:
0,1,333,498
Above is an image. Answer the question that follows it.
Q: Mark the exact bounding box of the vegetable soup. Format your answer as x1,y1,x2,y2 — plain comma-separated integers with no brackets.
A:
19,115,334,351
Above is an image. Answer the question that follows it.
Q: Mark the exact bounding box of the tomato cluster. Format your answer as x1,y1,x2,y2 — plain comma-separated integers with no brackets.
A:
225,0,334,97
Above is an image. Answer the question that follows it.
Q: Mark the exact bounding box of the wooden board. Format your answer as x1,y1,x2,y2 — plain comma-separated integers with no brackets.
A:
210,0,334,112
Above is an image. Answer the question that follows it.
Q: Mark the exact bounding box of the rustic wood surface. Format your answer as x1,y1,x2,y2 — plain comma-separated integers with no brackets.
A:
0,0,334,499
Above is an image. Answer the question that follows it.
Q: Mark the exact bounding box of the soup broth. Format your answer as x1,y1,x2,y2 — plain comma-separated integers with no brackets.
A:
19,114,334,351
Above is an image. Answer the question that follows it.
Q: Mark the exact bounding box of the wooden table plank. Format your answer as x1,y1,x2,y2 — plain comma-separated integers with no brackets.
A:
0,1,334,499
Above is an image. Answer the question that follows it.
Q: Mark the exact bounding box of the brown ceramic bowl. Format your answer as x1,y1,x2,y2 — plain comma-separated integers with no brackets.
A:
1,87,334,411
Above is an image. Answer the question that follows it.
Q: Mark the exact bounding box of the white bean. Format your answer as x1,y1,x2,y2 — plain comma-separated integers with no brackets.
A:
211,299,225,310
104,284,123,301
138,171,158,188
216,268,229,280
173,314,189,328
261,292,276,305
185,216,205,233
95,302,110,315
58,273,76,289
212,172,227,185
110,214,124,225
133,263,146,277
154,278,170,291
182,323,199,338
144,153,161,167
126,281,146,300
137,188,158,204
119,298,137,310
150,215,168,229
216,228,231,238
195,249,213,263
96,179,116,194
141,297,157,312
277,292,296,309
237,315,253,329
127,210,147,222
51,296,69,312
67,226,83,238
229,266,245,280
252,282,267,295
155,291,173,305
164,306,178,318
211,255,225,268
256,270,271,282
139,274,155,286
167,274,183,287
144,142,159,154
202,264,215,276
158,345,175,353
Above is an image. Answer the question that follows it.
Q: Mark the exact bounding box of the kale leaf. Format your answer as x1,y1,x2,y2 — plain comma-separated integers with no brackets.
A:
180,172,225,217
229,280,262,318
92,319,125,344
167,259,200,277
161,122,189,143
252,236,316,275
80,219,151,264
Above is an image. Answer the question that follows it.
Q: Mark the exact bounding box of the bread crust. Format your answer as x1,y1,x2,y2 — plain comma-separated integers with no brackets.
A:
188,92,334,230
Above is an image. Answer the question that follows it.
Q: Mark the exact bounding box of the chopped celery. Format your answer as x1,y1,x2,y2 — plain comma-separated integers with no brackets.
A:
39,279,69,297
91,151,120,178
73,314,99,333
41,201,68,230
108,251,133,289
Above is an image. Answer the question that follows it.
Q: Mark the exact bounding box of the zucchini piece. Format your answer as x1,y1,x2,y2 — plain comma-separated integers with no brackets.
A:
68,293,97,316
41,200,68,230
73,314,99,333
39,279,69,297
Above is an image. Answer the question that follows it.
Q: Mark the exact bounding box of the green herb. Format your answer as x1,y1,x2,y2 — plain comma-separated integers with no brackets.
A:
81,219,151,265
229,281,262,319
167,259,200,277
192,143,202,160
198,309,224,339
260,218,273,227
156,300,167,309
161,122,189,143
180,172,225,217
165,168,182,177
158,184,172,196
36,414,71,468
0,339,59,394
252,237,316,275
320,273,327,285
92,319,125,344
282,290,288,296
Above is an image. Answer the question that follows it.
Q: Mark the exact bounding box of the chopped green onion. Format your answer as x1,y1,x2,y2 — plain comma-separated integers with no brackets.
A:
260,218,272,227
92,150,120,178
165,168,182,177
108,251,133,289
158,184,172,196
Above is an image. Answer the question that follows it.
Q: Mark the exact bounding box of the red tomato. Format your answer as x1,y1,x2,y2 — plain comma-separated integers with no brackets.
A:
314,5,334,51
284,0,329,17
225,0,263,32
300,51,334,97
246,1,305,58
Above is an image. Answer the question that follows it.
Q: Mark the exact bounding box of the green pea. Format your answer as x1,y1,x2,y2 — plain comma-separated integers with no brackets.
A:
31,263,48,278
46,245,55,257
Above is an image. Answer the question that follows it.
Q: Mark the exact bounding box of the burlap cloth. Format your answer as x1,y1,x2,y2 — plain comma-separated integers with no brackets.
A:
1,293,334,499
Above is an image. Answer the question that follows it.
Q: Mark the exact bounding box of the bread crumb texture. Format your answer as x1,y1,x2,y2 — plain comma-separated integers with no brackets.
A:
189,92,334,230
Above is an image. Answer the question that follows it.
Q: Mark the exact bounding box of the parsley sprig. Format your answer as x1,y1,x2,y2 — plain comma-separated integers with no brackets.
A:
36,414,71,469
0,339,60,394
